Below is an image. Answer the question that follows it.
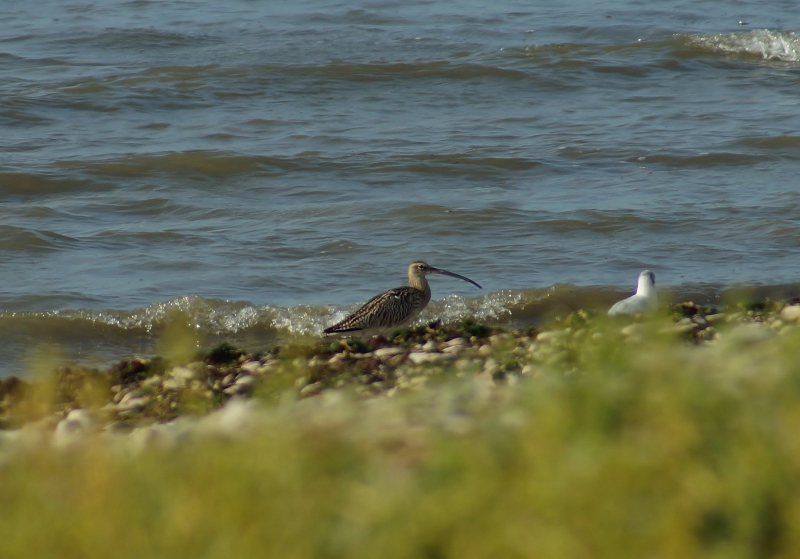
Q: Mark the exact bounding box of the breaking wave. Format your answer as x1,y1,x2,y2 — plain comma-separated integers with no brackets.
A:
689,30,800,62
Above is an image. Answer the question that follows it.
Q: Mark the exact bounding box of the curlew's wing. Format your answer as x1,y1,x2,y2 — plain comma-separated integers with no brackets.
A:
323,287,426,334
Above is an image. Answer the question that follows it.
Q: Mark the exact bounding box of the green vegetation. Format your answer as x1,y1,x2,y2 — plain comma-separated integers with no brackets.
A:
1,307,799,558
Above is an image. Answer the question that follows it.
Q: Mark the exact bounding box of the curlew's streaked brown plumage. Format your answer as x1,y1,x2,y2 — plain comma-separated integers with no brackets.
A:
323,261,482,336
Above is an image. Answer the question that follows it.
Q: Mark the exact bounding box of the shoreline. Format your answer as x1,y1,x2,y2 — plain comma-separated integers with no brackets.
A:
2,298,799,441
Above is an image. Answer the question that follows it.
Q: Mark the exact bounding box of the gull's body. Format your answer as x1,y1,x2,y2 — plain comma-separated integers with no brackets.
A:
608,270,658,316
324,261,481,336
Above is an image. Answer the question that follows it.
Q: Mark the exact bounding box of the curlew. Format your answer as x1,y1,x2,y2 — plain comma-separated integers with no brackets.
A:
608,270,658,316
323,261,482,336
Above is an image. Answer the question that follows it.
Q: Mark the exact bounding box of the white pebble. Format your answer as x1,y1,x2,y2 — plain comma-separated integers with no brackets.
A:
780,305,800,323
53,409,95,449
240,361,262,373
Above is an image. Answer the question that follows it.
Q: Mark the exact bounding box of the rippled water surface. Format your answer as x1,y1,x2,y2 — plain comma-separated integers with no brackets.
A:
1,0,799,375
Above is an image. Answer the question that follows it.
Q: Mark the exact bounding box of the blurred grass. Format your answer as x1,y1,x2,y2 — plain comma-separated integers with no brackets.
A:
1,322,800,559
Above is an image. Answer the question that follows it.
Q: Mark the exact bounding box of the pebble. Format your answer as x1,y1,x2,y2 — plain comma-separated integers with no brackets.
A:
299,382,323,397
119,390,145,406
620,324,644,338
489,334,514,346
53,409,95,449
536,331,566,344
142,375,163,388
444,337,467,349
224,375,258,395
482,357,500,376
162,377,185,391
407,352,453,365
663,323,699,335
170,366,200,381
240,361,262,373
705,313,727,324
780,305,800,323
116,396,151,413
726,312,745,323
374,347,404,358
421,340,438,352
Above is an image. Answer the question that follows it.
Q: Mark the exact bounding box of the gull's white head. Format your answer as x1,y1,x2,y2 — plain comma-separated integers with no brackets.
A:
637,270,656,294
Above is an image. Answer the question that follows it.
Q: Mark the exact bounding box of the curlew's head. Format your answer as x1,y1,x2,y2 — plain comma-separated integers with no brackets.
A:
408,261,482,290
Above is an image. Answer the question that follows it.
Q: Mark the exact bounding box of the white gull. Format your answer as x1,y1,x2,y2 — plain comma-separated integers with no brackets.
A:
608,270,658,316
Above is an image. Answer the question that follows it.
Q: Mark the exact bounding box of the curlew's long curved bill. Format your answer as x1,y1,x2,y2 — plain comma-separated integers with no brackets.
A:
429,267,482,289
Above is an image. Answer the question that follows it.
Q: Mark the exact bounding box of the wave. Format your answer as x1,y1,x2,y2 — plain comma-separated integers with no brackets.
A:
54,150,542,180
3,282,799,342
688,30,800,62
0,172,97,196
2,282,799,377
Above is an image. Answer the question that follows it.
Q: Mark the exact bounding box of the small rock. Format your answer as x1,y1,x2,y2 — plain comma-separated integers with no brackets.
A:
221,374,236,387
374,347,404,358
442,344,464,355
482,357,500,376
240,361,262,373
235,375,259,388
299,382,323,397
119,390,145,406
780,305,800,323
666,323,699,335
116,396,151,413
407,352,453,365
142,375,163,388
478,344,492,357
421,340,438,352
54,409,95,449
170,366,200,381
726,312,744,323
224,375,259,395
328,353,346,365
620,324,644,338
162,377,184,391
697,327,716,341
536,331,564,344
705,313,727,324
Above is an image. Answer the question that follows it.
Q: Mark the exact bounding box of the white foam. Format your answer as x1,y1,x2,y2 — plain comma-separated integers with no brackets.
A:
690,30,800,62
